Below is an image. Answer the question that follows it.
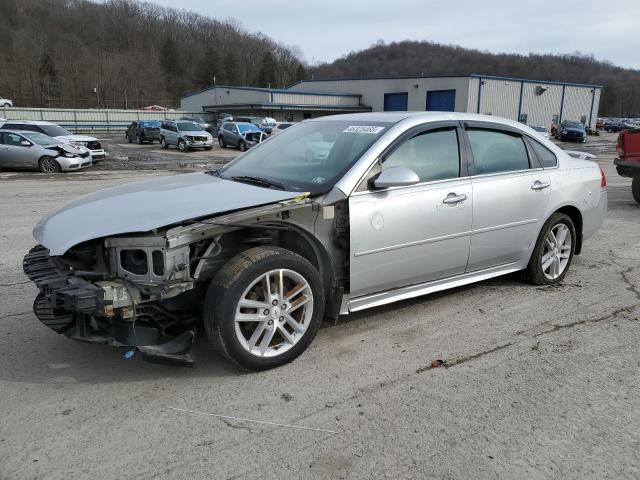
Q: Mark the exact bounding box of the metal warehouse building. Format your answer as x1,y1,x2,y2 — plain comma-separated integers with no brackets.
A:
289,74,602,130
179,85,371,122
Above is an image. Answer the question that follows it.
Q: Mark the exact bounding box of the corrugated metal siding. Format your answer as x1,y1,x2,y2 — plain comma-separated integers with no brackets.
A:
0,107,207,132
468,78,480,112
520,83,563,128
272,92,360,106
562,86,597,126
477,78,520,118
589,89,601,129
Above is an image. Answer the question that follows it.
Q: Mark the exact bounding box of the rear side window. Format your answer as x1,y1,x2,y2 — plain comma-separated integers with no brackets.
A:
383,128,460,182
467,129,530,175
529,138,558,168
2,123,38,132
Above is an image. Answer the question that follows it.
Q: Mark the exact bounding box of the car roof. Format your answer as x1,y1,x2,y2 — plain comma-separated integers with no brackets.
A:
309,111,531,128
1,129,57,141
0,119,58,125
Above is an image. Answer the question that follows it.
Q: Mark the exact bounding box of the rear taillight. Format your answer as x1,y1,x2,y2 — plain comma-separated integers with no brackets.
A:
616,133,625,157
600,167,606,189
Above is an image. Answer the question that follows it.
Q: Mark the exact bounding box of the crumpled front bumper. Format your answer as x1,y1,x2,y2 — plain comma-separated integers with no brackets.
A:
23,245,196,364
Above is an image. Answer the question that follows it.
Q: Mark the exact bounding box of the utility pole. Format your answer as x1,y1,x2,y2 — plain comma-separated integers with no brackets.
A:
124,89,128,110
93,87,99,108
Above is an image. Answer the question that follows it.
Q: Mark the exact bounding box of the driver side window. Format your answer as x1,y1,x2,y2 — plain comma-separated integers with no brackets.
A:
382,128,460,183
4,132,25,146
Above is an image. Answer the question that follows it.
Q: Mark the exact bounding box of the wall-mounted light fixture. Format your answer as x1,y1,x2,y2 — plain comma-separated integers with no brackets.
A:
534,85,548,96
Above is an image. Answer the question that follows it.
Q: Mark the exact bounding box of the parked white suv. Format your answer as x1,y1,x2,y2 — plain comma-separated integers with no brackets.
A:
0,120,105,161
160,120,214,151
0,97,12,107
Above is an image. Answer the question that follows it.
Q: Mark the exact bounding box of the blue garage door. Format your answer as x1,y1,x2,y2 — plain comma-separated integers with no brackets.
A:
426,89,456,112
384,92,408,111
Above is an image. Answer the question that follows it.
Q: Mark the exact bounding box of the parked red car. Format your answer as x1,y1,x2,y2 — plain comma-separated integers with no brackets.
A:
614,128,640,203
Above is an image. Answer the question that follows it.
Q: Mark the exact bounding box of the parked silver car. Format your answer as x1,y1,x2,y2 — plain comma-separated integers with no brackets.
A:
23,112,607,370
159,120,214,151
0,130,92,172
218,122,266,151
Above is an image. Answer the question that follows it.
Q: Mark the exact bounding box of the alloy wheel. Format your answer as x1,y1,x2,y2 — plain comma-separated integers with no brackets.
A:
234,269,313,358
541,223,572,280
40,157,59,173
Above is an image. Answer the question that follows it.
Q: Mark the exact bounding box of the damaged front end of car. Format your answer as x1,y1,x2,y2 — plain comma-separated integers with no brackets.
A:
22,188,347,364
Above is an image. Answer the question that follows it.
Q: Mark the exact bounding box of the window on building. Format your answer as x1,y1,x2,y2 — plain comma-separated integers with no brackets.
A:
467,129,530,175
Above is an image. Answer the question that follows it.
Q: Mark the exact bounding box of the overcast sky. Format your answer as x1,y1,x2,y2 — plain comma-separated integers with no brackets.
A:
148,0,640,69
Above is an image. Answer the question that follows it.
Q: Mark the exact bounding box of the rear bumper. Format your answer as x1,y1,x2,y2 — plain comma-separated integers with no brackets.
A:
614,158,640,177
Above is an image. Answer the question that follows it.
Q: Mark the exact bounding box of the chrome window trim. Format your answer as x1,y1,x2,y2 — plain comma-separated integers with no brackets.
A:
350,174,471,197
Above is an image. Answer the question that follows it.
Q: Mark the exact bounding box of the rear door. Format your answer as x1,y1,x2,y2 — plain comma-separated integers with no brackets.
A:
463,123,551,272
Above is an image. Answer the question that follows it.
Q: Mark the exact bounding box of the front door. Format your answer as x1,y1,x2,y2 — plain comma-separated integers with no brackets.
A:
349,125,473,297
0,132,35,168
464,126,551,271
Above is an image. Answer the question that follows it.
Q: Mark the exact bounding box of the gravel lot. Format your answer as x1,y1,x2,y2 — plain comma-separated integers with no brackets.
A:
0,133,638,479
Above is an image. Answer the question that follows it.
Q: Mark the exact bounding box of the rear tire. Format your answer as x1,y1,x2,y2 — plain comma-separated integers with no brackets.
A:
522,213,576,285
160,137,168,149
127,134,132,143
218,136,226,148
137,134,143,145
39,156,61,173
632,177,640,204
203,247,324,371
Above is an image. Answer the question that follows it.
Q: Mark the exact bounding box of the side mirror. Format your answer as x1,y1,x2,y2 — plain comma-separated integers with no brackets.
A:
372,166,420,189
20,140,32,147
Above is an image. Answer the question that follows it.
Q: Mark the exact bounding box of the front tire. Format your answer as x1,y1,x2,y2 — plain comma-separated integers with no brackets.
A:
178,139,187,152
239,140,247,152
137,134,143,144
632,177,640,204
218,136,226,148
523,213,576,285
39,156,61,173
203,247,324,371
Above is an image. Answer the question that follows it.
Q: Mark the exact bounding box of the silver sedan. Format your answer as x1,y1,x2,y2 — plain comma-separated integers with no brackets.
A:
24,112,607,370
0,130,92,172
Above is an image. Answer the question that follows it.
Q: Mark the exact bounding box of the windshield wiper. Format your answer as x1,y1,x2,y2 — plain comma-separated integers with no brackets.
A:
229,175,285,190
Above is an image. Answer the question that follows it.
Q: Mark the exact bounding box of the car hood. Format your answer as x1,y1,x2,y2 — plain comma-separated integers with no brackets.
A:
34,172,301,255
180,130,209,136
56,134,98,142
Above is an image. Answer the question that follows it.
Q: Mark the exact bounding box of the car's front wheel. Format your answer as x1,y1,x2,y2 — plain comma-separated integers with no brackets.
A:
203,247,324,371
218,136,226,148
178,139,187,151
239,140,247,152
523,212,576,285
39,156,61,173
137,134,143,144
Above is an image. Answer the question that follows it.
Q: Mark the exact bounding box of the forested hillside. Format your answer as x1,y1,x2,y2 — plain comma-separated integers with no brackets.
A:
310,41,640,117
0,0,306,108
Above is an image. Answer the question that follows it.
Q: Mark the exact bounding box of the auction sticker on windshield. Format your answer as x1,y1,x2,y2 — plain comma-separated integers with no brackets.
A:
343,126,386,134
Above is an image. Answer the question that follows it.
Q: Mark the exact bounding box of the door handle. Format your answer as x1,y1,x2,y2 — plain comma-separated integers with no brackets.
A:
531,180,551,191
442,193,468,205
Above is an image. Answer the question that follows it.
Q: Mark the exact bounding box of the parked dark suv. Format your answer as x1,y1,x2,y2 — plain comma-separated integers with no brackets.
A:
125,120,161,144
218,122,265,151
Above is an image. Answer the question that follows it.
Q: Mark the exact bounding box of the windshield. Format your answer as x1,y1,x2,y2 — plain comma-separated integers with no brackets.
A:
220,120,391,193
177,122,201,131
21,131,58,146
238,123,261,133
141,121,161,128
564,121,583,129
39,124,73,137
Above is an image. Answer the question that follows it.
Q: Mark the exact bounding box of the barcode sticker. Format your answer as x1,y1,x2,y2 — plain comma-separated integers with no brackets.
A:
343,126,385,134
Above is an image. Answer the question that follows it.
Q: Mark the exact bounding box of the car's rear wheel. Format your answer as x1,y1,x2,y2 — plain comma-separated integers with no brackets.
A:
127,134,132,143
178,139,187,151
137,134,143,144
160,137,168,149
39,156,61,173
632,177,640,204
523,213,575,285
239,140,247,152
203,247,324,371
218,136,226,148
